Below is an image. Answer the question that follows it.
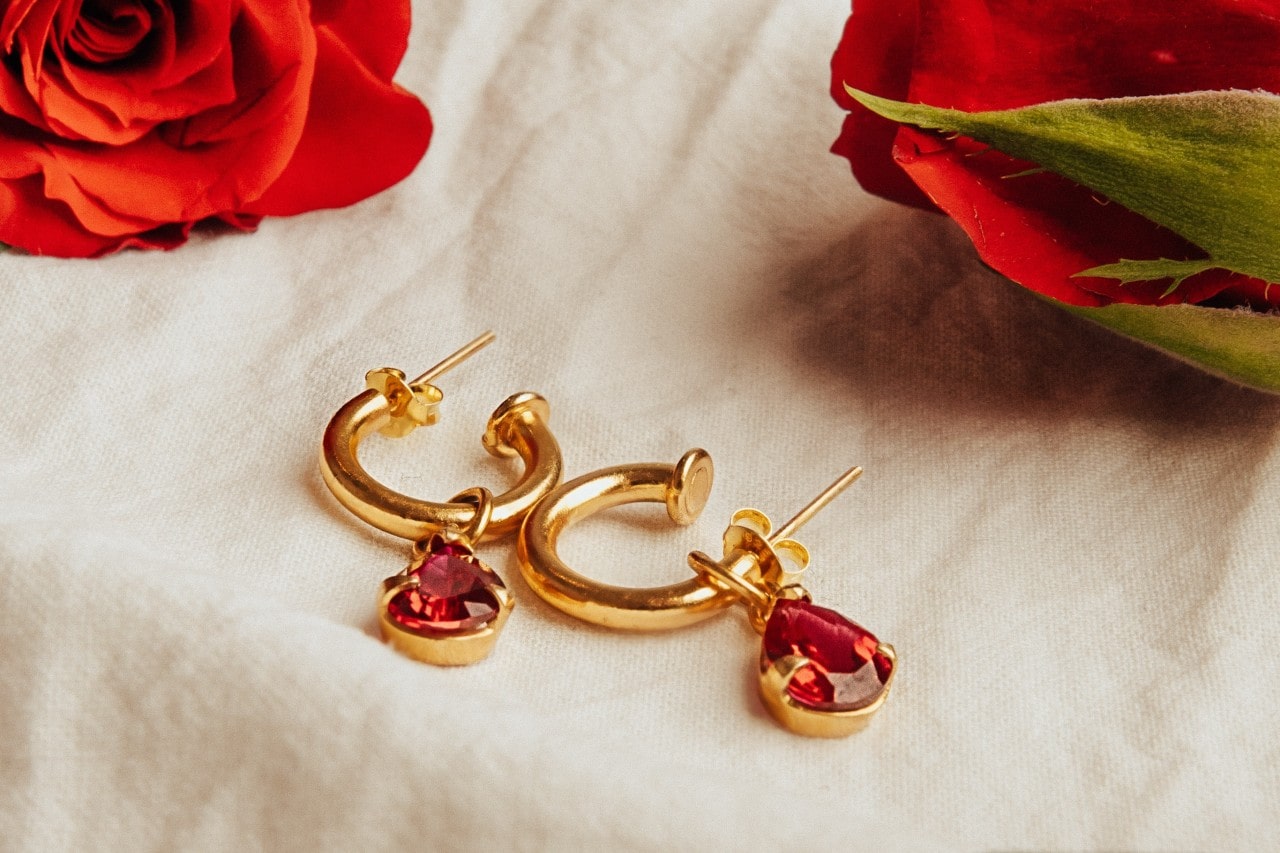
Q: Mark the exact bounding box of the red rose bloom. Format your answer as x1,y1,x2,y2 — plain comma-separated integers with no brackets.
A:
0,0,431,256
831,0,1280,309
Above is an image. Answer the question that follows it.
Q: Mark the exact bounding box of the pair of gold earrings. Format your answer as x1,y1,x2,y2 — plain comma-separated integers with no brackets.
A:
319,333,896,738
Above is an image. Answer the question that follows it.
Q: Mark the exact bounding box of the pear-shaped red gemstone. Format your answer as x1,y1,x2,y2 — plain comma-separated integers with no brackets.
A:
762,599,893,712
385,544,504,635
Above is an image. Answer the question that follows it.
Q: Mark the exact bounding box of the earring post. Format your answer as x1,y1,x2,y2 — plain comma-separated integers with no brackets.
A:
411,332,496,385
769,466,863,543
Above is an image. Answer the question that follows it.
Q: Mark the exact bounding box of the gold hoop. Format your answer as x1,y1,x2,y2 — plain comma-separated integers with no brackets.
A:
320,370,562,542
516,449,738,630
521,449,897,737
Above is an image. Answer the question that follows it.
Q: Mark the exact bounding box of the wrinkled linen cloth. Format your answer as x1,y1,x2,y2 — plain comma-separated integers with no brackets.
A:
3,2,1279,850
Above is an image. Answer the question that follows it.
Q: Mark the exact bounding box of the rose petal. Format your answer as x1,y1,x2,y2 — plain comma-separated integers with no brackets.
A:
832,0,1280,309
0,0,429,256
308,0,411,82
843,0,1280,113
244,24,430,215
1,0,47,49
0,58,47,128
32,1,314,228
13,0,59,86
890,127,1265,308
170,0,312,147
33,0,239,143
0,165,251,254
63,0,153,63
830,0,931,209
0,173,123,255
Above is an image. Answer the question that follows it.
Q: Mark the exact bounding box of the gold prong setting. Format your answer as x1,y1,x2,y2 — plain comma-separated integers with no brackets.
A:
757,639,897,738
757,597,895,736
683,469,896,737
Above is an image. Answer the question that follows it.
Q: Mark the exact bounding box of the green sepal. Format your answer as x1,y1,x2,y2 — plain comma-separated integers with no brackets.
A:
1074,258,1220,297
848,86,1280,287
1061,300,1280,392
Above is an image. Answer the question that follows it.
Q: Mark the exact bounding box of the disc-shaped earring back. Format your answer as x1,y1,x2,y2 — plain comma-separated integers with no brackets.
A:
518,449,736,630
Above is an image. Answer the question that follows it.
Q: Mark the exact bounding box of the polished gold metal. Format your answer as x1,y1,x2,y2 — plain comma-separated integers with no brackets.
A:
686,466,862,633
517,455,895,736
431,486,494,545
411,331,496,386
758,643,897,738
685,466,896,737
320,332,563,541
379,489,514,666
362,332,495,439
770,466,864,542
320,334,562,666
517,449,737,630
379,576,514,666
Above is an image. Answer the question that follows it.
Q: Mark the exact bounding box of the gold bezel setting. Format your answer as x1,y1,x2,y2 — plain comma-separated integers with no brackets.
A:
757,643,897,738
378,562,514,666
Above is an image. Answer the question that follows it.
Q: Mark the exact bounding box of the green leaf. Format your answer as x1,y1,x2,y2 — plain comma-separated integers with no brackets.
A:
1076,258,1217,285
848,86,1280,285
1075,258,1221,297
1060,300,1280,392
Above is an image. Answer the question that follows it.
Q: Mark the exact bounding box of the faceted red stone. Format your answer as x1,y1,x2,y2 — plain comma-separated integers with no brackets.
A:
385,544,504,635
762,599,893,712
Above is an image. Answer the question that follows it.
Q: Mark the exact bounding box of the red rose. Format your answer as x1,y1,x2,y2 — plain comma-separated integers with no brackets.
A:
0,0,431,256
831,0,1280,309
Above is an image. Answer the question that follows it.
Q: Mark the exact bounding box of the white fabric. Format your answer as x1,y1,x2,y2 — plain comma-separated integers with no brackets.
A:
4,2,1280,849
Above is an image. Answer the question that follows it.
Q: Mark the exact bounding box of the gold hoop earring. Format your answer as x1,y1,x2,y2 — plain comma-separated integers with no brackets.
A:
517,449,896,737
321,332,563,665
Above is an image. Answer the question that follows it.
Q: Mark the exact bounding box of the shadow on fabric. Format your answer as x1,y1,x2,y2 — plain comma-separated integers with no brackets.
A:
779,204,1280,430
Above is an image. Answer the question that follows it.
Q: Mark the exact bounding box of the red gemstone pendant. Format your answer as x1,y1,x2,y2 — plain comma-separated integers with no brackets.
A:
386,542,504,634
762,599,894,714
379,536,513,665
